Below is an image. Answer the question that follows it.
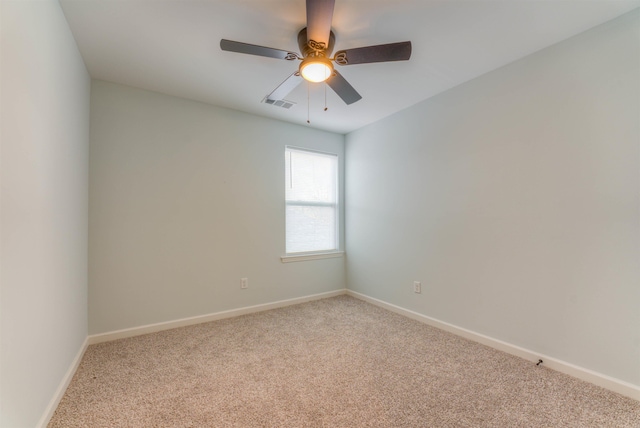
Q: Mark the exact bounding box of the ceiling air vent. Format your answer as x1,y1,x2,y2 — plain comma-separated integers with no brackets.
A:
263,98,296,109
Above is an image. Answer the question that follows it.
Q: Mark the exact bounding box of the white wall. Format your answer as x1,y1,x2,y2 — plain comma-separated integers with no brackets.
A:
89,81,345,335
0,0,90,426
345,10,640,387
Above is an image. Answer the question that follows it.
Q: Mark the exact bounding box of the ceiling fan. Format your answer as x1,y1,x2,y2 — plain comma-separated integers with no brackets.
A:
220,0,412,106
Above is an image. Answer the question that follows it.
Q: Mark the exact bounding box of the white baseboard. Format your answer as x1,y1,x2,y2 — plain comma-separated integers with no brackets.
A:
41,287,637,428
347,290,640,401
37,337,89,428
88,289,348,345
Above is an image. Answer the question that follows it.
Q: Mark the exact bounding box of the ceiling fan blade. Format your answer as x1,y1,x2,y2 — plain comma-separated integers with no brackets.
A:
334,41,412,65
326,70,362,105
306,0,335,47
265,72,304,101
220,39,298,60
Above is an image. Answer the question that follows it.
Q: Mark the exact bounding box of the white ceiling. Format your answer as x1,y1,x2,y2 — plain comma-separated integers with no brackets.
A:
60,0,640,134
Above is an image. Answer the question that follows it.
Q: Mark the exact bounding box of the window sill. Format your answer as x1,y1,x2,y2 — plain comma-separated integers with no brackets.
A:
281,251,344,263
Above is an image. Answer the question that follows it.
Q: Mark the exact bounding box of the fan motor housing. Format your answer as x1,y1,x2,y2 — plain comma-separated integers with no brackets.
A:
298,28,336,58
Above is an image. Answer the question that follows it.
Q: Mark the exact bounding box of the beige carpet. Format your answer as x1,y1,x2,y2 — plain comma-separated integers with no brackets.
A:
50,295,639,427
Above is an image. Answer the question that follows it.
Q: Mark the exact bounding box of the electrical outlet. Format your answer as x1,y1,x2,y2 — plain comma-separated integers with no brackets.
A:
241,278,248,289
413,281,421,294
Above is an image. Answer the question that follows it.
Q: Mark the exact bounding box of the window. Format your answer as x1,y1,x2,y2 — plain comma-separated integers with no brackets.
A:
285,147,338,254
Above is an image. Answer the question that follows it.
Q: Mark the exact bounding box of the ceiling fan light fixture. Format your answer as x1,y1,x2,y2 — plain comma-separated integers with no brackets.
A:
299,57,333,83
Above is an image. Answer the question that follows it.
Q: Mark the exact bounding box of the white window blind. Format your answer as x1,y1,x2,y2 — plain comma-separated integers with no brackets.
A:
285,147,338,254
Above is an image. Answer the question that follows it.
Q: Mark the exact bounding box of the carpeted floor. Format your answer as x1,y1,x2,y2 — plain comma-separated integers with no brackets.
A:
49,295,639,427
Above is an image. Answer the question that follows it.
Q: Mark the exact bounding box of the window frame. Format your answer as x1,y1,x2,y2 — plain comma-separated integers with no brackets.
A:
282,146,342,261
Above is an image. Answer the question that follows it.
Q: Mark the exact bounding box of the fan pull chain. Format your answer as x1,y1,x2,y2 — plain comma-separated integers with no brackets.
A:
307,82,310,124
324,83,328,111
